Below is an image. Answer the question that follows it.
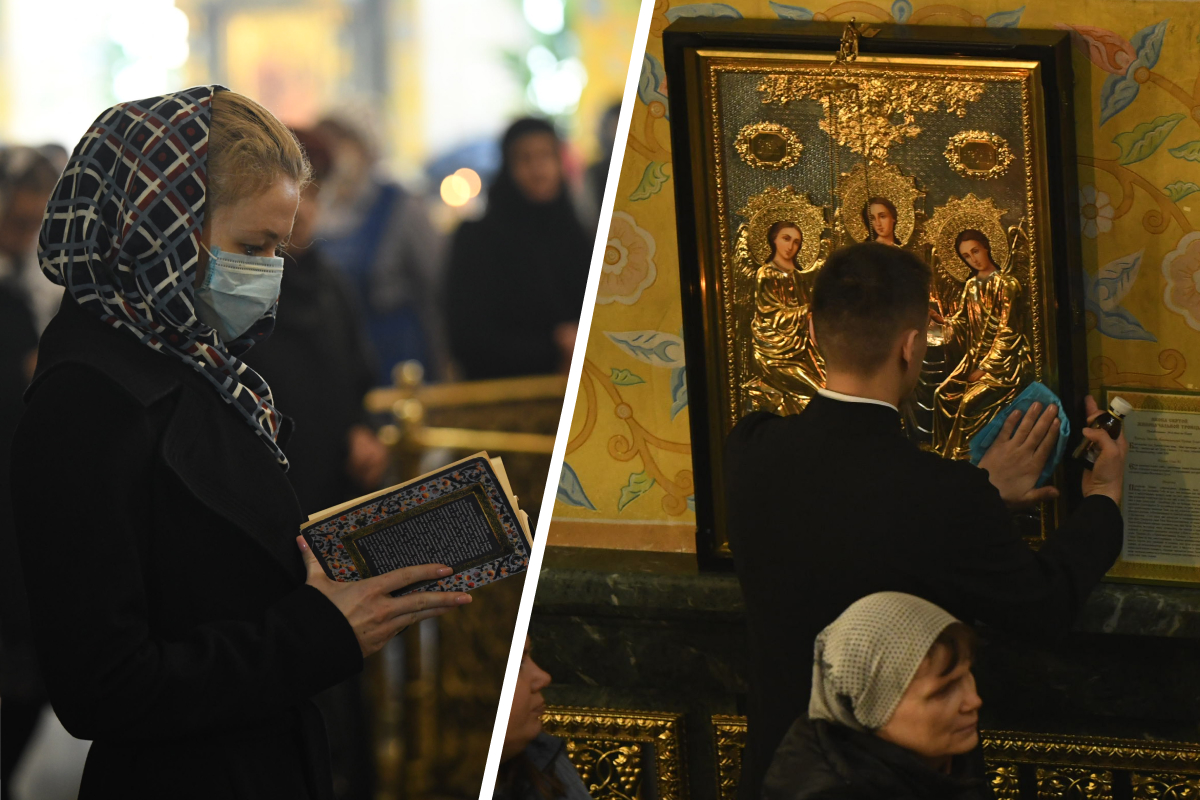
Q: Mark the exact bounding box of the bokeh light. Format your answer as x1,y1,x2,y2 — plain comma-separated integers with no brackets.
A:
522,0,565,35
440,173,472,207
455,168,483,198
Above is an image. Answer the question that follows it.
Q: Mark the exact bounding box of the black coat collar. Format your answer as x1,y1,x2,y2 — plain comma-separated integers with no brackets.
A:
803,392,904,437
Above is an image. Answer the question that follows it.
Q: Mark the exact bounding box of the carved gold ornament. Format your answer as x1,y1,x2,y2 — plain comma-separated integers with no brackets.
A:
924,194,1011,282
945,131,1015,180
989,764,1022,800
838,161,923,247
543,705,687,800
1037,768,1113,800
734,186,828,277
1131,773,1200,800
734,122,804,170
713,715,748,800
757,71,984,161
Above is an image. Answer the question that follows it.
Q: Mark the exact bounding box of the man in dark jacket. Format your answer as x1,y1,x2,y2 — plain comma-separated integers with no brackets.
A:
724,243,1126,797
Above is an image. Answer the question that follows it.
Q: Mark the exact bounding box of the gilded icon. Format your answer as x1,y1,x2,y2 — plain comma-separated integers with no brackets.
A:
666,23,1086,556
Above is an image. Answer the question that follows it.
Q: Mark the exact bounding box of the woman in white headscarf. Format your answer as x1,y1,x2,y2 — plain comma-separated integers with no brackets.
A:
763,593,987,800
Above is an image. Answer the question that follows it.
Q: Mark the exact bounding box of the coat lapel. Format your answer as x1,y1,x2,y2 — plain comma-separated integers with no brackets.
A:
161,382,307,584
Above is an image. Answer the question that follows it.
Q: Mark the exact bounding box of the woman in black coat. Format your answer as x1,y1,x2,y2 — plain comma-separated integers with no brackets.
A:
9,87,470,799
764,593,987,800
444,118,591,380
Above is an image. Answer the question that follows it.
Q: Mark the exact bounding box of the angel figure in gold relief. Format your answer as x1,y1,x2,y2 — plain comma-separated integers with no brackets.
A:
748,220,826,414
932,228,1032,459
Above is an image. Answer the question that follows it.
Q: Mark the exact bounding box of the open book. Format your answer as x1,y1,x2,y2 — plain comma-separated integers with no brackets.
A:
300,452,532,596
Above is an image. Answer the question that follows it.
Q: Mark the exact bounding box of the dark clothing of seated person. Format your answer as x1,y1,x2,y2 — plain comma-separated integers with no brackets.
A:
725,243,1127,797
495,637,592,800
10,87,470,800
765,593,988,800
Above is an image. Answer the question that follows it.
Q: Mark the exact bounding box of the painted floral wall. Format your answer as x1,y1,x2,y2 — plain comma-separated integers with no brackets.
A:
551,0,1200,553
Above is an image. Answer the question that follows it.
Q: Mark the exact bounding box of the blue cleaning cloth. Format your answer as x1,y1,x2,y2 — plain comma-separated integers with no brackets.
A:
968,381,1070,487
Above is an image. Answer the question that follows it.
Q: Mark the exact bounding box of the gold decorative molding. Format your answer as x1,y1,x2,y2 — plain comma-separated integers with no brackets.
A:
1036,767,1112,800
990,764,1022,800
734,122,803,170
1132,772,1200,800
543,705,688,800
983,731,1200,772
946,130,1015,180
713,715,748,800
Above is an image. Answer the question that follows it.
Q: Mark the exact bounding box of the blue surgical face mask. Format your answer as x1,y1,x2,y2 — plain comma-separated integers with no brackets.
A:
194,244,284,341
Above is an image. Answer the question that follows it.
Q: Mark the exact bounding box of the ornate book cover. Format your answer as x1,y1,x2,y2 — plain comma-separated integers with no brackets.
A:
300,453,532,595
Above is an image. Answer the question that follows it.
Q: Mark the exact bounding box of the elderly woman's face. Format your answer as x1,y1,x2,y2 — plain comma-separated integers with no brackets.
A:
501,637,552,762
509,131,563,204
868,203,897,243
876,641,981,766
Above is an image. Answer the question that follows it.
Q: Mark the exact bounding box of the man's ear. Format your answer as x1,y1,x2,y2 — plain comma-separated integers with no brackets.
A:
899,328,920,371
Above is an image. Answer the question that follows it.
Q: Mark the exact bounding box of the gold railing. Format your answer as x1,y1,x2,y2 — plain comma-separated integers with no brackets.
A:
366,362,567,800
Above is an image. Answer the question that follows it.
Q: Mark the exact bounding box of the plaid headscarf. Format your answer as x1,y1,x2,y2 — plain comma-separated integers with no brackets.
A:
38,86,290,468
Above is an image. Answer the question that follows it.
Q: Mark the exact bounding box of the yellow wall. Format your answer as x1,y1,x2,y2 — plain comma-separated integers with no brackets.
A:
551,0,1200,552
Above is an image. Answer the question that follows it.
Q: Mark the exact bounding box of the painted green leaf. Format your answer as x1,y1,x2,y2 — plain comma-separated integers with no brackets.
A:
1165,180,1200,202
1112,114,1184,164
610,368,646,386
1168,141,1200,162
629,161,671,202
617,471,656,512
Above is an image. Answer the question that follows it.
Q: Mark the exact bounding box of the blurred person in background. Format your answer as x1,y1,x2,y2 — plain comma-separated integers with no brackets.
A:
238,126,387,800
445,118,590,381
0,145,61,797
241,126,389,518
495,637,591,800
583,101,622,226
315,109,449,384
0,146,62,332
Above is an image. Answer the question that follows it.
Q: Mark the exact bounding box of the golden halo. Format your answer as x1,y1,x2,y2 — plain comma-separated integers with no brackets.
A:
923,194,1010,283
837,162,922,247
735,186,827,277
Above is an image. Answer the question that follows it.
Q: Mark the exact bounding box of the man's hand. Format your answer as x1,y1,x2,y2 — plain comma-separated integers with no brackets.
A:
298,536,472,658
978,400,1061,509
1080,395,1128,504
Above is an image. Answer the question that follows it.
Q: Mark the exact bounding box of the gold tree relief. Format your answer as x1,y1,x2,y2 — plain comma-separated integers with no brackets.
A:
757,73,984,160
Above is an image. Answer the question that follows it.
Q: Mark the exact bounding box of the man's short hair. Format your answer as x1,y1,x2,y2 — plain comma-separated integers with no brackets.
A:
812,242,931,373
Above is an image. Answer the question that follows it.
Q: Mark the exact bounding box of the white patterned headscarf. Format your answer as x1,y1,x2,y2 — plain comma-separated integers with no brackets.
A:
38,86,290,468
809,592,959,732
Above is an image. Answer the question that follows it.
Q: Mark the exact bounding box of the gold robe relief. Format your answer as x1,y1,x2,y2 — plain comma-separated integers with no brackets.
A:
933,271,1032,459
749,263,825,414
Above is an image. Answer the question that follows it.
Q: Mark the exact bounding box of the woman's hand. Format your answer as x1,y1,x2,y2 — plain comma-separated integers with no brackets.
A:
297,536,471,658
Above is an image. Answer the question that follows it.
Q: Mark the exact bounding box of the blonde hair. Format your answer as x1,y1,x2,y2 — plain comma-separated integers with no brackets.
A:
207,90,310,213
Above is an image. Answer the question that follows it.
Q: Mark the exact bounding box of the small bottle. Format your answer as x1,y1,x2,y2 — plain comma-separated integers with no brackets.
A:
1071,397,1132,469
